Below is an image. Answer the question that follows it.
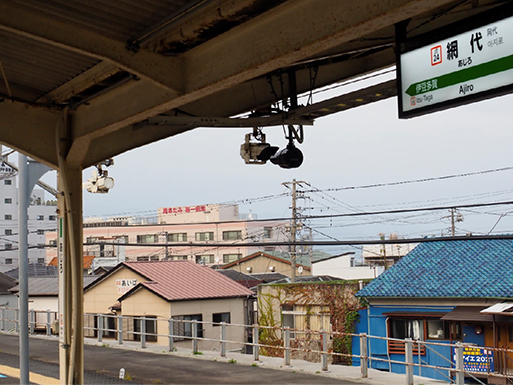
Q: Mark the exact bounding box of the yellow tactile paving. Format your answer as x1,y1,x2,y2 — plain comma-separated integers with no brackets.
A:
0,364,59,385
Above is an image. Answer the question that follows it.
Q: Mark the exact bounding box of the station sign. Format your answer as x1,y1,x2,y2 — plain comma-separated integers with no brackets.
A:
398,4,513,118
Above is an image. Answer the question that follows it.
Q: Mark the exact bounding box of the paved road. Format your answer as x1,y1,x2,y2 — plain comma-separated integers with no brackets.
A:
0,334,361,384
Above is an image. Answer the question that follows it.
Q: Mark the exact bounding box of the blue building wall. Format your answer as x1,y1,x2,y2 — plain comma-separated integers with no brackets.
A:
352,304,456,382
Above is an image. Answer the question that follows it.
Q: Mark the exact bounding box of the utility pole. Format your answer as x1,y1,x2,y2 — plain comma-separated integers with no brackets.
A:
444,208,464,236
282,179,306,282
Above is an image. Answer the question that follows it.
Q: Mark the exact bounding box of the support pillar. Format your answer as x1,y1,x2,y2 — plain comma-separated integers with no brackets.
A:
57,162,84,384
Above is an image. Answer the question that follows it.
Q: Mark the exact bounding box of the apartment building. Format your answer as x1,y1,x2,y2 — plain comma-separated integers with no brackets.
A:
0,160,57,272
45,204,290,266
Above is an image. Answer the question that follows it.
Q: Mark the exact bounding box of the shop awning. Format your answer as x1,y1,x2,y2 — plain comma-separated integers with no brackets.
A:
440,306,493,322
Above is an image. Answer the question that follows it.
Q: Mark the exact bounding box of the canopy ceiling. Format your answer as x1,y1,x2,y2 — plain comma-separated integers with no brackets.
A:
0,0,506,169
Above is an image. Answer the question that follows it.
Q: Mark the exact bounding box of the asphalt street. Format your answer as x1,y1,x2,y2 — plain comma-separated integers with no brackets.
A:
0,334,361,384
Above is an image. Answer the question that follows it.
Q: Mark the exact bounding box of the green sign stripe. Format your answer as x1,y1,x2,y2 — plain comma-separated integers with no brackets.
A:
406,54,513,96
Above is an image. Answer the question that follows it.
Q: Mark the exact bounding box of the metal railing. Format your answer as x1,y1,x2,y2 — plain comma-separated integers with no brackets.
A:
1,308,513,385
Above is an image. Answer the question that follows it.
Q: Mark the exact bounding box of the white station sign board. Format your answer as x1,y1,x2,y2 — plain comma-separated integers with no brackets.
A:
399,10,513,117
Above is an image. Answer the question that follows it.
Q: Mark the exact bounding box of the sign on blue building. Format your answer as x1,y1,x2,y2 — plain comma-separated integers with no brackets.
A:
453,347,494,373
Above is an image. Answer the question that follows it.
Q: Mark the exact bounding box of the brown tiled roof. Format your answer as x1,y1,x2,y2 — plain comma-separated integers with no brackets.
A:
48,255,94,269
120,260,254,302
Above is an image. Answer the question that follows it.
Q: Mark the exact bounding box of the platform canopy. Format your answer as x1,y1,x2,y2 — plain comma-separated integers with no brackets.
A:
0,0,506,168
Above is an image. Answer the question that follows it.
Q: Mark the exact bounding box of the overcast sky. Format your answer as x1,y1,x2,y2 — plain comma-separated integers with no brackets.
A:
33,74,513,255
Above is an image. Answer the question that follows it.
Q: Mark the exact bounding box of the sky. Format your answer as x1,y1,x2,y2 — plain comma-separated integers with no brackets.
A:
32,71,513,255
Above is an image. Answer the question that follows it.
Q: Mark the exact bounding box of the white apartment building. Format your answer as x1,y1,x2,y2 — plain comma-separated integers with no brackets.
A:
46,204,290,267
0,159,58,272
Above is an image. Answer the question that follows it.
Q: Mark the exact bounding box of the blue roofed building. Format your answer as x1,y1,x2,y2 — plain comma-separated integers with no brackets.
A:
352,239,513,384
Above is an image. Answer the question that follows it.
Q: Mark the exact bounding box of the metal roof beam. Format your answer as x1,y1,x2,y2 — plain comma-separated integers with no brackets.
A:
0,3,183,95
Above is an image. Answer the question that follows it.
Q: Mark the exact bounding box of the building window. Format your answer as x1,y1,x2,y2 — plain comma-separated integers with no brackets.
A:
133,316,157,342
5,244,12,250
4,198,12,204
167,233,188,242
222,230,242,241
4,179,11,185
136,256,149,261
263,227,273,238
136,234,158,243
195,232,214,241
37,215,44,221
115,235,129,243
171,255,188,261
49,215,56,221
4,215,12,220
37,258,45,264
150,255,160,261
223,253,241,263
5,229,12,235
172,314,203,340
37,229,44,235
195,255,214,264
388,317,449,355
281,304,331,338
212,312,231,326
5,258,12,264
86,237,99,244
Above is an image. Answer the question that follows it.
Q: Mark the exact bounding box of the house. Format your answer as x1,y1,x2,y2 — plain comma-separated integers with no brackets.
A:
311,252,383,280
220,251,311,277
258,277,364,364
353,239,513,383
83,260,254,351
215,269,263,290
0,272,16,306
8,276,98,331
0,272,17,331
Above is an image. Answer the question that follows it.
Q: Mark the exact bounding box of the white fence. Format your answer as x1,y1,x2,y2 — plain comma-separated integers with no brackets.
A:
1,308,512,385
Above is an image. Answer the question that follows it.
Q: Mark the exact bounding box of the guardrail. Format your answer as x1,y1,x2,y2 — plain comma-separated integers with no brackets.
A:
1,308,512,385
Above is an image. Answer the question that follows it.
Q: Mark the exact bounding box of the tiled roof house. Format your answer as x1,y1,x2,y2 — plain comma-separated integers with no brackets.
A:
353,239,513,382
84,260,254,350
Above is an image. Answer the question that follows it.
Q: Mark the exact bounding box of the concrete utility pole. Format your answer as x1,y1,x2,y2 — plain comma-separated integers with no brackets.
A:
18,154,52,385
282,179,306,282
444,208,464,236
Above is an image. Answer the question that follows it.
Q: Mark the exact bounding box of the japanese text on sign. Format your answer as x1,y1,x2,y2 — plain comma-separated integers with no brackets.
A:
162,205,206,214
399,8,513,118
115,279,138,294
453,347,494,373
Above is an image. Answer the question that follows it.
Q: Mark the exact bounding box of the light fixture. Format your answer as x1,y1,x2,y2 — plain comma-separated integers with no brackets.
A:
83,159,115,193
240,125,304,169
